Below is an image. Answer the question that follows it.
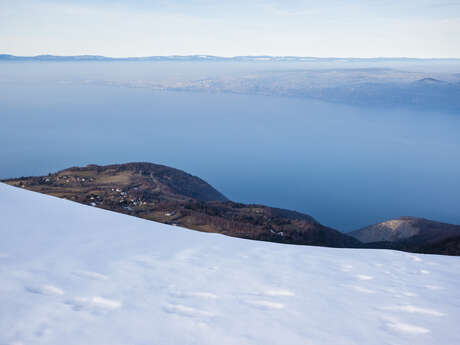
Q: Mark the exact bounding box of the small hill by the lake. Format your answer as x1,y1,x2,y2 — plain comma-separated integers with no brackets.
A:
350,217,460,255
2,162,359,249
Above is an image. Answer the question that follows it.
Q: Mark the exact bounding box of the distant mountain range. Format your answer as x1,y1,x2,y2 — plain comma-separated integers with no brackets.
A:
2,162,459,255
1,54,460,62
2,54,460,112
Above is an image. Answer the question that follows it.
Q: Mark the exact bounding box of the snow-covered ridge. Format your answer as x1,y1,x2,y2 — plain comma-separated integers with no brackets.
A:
1,183,459,345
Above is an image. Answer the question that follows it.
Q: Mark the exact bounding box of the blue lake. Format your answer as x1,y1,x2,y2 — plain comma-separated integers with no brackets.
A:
1,83,459,231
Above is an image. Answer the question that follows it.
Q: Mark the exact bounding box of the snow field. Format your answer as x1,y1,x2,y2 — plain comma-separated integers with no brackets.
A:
1,183,459,345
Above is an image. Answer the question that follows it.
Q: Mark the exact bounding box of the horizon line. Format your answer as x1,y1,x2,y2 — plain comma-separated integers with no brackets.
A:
1,53,460,61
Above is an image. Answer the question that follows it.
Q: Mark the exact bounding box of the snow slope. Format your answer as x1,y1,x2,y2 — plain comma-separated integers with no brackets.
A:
1,183,459,345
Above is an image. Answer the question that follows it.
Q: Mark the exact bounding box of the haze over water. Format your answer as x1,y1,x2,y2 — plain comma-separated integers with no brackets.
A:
1,63,460,231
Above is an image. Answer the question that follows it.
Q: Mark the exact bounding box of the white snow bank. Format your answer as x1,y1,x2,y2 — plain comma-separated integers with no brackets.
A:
0,183,459,345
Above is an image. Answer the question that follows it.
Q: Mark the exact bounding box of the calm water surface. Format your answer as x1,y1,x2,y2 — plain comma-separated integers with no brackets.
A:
1,84,459,230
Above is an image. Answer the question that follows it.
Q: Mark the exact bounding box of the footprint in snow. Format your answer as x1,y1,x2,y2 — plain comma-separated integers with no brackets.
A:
25,284,64,296
382,305,445,316
261,289,295,297
356,274,373,281
383,287,417,298
246,300,285,310
65,296,121,311
163,304,216,318
72,270,108,281
386,321,430,335
171,291,218,299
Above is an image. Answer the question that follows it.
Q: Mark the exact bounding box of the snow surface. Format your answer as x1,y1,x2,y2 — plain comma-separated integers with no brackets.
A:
1,182,459,345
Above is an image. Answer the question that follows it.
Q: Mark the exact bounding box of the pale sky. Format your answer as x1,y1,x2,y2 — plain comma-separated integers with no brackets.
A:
1,0,460,57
